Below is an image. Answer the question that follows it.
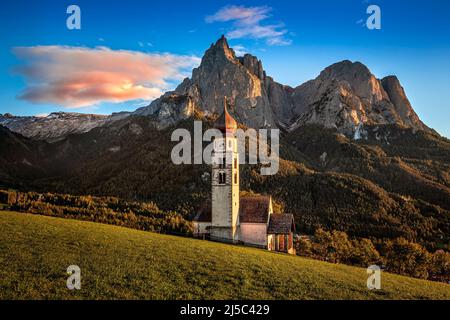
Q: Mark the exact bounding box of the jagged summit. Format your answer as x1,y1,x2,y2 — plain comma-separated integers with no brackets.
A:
135,36,277,129
2,36,433,139
203,35,237,64
133,36,431,136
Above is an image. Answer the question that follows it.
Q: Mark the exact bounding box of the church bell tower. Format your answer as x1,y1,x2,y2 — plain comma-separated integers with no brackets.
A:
210,97,240,243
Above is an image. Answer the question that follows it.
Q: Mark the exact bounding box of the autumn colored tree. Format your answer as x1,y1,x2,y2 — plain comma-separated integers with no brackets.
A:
381,238,431,279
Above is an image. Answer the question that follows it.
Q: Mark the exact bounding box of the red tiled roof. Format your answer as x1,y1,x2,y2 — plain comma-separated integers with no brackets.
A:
239,196,272,223
267,214,295,234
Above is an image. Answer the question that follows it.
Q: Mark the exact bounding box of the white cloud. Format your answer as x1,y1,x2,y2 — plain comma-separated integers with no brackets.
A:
231,45,247,56
206,5,292,46
13,46,200,108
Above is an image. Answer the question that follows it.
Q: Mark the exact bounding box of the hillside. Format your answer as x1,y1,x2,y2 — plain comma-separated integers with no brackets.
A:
0,211,448,300
1,116,449,250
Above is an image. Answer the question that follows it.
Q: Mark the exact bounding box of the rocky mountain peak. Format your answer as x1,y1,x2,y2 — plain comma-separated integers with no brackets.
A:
289,58,431,135
133,38,431,136
381,75,404,96
5,36,430,140
137,36,278,129
202,35,237,65
320,60,372,79
316,60,387,101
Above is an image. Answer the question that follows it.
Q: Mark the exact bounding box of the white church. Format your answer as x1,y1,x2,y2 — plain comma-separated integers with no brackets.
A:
193,99,296,254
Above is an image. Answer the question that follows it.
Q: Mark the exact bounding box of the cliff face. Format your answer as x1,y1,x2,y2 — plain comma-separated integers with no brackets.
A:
381,75,425,129
135,37,430,137
134,35,278,129
3,36,432,139
287,61,429,135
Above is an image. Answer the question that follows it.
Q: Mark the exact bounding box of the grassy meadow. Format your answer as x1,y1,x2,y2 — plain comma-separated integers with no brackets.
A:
0,211,448,300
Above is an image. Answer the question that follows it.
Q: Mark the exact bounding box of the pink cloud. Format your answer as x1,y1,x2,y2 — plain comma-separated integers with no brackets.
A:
13,46,200,108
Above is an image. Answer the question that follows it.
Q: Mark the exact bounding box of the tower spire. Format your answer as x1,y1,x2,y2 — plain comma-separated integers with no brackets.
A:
214,96,237,133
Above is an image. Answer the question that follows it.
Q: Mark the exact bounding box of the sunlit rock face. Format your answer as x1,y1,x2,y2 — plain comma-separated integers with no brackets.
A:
135,35,278,129
287,60,430,136
136,37,430,137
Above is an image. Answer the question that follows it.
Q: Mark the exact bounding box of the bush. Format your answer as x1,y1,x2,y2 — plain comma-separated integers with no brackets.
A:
309,229,382,267
349,238,382,267
430,250,450,282
381,238,431,279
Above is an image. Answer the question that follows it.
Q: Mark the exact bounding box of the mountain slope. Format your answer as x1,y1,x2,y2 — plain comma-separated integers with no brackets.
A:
135,37,431,137
0,112,129,142
288,61,430,135
2,115,446,249
0,125,49,184
1,211,448,300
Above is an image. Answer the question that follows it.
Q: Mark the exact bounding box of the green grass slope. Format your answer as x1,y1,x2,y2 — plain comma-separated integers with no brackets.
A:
0,211,448,300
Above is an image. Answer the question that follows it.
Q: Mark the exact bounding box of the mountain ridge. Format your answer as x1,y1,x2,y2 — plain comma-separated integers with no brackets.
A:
0,36,436,140
0,111,130,142
135,36,431,137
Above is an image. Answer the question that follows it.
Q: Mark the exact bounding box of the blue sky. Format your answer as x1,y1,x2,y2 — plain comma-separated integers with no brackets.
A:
0,0,449,137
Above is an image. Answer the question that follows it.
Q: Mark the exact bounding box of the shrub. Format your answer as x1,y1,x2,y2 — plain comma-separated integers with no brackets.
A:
381,238,431,279
430,250,450,282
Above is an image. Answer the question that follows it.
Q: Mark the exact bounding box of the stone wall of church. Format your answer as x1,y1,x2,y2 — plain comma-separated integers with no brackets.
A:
193,222,211,237
240,223,267,247
210,227,237,243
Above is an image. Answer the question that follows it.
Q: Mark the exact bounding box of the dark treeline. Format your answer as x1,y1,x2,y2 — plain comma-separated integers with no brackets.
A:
297,229,449,283
0,189,192,236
